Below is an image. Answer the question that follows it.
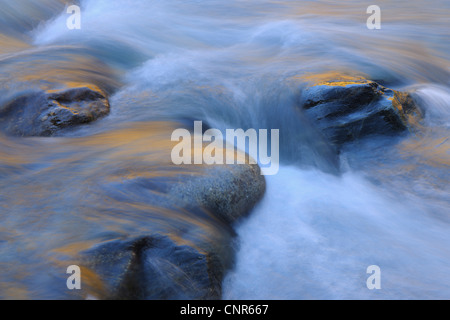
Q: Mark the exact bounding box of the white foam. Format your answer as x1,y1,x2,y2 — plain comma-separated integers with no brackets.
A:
223,166,450,299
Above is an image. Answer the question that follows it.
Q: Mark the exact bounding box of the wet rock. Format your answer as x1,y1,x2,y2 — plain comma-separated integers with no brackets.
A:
77,146,266,299
69,123,265,300
300,79,422,146
0,122,266,300
81,235,222,300
169,164,265,224
0,86,110,136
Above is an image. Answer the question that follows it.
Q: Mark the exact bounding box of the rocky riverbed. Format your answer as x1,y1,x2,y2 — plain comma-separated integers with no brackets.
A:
0,0,449,300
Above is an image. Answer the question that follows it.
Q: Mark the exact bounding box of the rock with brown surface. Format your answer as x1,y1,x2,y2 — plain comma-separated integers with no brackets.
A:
0,86,110,136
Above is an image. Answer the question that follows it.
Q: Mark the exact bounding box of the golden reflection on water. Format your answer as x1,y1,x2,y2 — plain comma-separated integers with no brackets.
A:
0,47,121,94
400,131,450,168
0,35,29,55
0,121,253,298
0,0,448,299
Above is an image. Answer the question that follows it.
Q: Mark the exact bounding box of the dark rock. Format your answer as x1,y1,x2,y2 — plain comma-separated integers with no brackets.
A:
0,86,110,136
0,122,266,300
81,235,222,300
78,156,266,299
300,79,422,146
70,124,265,300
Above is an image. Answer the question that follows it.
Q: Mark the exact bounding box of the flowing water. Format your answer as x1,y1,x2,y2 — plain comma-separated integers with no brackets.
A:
0,0,449,299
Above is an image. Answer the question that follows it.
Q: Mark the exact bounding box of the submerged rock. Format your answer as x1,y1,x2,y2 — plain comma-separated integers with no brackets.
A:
299,79,422,146
81,235,222,300
14,122,266,300
0,86,110,136
75,168,264,299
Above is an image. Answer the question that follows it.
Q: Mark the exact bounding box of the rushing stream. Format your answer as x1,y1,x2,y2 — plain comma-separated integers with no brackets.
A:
0,0,449,299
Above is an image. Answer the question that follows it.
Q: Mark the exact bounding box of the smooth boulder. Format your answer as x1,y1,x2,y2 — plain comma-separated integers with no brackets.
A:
169,164,264,224
36,123,265,300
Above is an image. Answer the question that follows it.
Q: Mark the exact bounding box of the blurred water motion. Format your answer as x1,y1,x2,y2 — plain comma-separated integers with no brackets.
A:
0,122,237,299
0,0,449,299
